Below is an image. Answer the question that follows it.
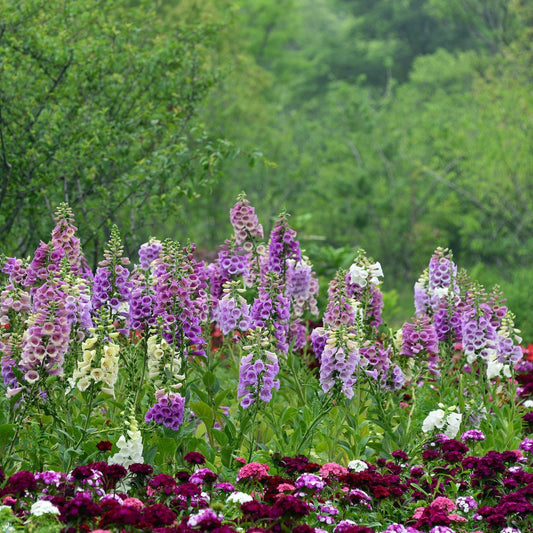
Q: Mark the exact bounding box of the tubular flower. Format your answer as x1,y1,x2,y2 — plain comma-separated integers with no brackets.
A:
319,328,361,399
71,321,121,397
238,330,280,408
108,415,144,468
146,334,184,390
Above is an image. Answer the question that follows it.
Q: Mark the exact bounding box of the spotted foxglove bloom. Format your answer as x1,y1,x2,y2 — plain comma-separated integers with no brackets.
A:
415,248,459,321
150,242,210,358
361,342,406,391
349,257,383,288
319,328,360,399
237,331,280,408
20,282,72,381
138,239,162,270
72,323,120,397
286,258,319,318
267,215,302,278
230,193,264,249
214,290,251,335
345,252,384,330
401,315,440,376
250,280,291,354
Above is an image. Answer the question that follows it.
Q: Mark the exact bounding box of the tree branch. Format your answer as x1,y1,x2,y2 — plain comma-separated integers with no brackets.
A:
25,50,74,133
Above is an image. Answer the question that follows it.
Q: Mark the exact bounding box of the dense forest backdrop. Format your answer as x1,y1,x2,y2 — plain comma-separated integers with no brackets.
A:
1,0,532,338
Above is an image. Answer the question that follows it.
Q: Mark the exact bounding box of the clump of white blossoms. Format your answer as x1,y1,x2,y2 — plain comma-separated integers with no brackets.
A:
422,405,463,438
347,459,369,472
227,491,254,505
349,261,383,287
30,500,60,517
108,414,143,468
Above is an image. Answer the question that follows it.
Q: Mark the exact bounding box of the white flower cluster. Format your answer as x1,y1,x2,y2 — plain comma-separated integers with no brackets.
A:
72,333,120,396
108,416,143,468
486,349,513,380
349,261,383,287
147,335,184,389
422,406,463,438
226,491,253,505
30,499,60,517
347,459,368,472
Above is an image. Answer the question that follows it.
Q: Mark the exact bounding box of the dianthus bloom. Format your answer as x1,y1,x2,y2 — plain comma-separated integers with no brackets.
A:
519,438,533,453
187,508,223,528
455,496,477,513
319,462,348,479
184,451,206,465
461,429,485,443
295,473,326,492
30,500,60,517
227,491,254,505
236,462,270,482
188,467,218,485
347,459,369,472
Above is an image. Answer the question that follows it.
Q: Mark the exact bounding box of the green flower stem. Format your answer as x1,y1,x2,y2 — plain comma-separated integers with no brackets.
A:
132,332,149,414
234,403,257,462
67,384,96,472
4,395,33,470
295,395,334,454
285,350,306,406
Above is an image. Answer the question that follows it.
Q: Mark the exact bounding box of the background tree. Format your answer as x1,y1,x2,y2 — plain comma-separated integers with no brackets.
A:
0,0,236,264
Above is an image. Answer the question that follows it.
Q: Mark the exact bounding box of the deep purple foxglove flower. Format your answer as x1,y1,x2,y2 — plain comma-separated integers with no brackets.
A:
150,242,209,357
267,215,301,278
145,392,185,431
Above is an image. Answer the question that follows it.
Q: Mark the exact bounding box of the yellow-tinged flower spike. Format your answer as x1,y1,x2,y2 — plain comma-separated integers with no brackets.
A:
146,334,184,389
71,319,121,397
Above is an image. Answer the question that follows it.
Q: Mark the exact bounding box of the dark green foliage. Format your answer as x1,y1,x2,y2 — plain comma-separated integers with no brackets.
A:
0,0,234,263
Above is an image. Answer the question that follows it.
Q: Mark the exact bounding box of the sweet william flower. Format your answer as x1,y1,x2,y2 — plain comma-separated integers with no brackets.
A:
226,491,253,505
30,499,60,516
348,459,369,472
236,462,270,482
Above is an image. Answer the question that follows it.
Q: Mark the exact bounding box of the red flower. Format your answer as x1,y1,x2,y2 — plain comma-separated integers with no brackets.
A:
184,451,206,465
96,440,113,452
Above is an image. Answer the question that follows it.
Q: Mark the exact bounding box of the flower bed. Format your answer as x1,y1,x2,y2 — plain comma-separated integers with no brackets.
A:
0,195,532,532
